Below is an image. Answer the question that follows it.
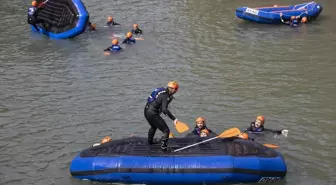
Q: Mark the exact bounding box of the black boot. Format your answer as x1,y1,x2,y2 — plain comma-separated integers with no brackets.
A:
161,139,168,152
148,139,158,145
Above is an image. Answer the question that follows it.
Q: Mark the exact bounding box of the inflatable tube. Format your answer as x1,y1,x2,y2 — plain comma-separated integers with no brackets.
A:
70,137,287,184
236,1,322,24
31,0,89,39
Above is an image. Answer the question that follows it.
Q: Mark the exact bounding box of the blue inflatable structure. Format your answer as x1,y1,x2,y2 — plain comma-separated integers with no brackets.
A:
236,1,322,24
70,137,287,184
30,0,89,39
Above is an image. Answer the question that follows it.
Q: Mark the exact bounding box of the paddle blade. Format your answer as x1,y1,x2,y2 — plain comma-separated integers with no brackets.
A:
263,143,279,149
169,132,175,138
175,121,189,133
218,127,241,138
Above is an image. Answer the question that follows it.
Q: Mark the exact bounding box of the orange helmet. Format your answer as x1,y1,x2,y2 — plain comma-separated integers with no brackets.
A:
101,136,112,144
32,1,37,6
133,24,138,28
201,129,209,135
108,16,113,22
238,133,249,140
301,17,308,23
256,116,265,124
167,81,179,91
112,39,118,45
196,117,206,124
126,32,132,38
291,16,296,20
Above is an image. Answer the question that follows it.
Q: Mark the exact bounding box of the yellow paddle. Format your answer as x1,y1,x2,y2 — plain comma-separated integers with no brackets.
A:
169,132,175,138
175,121,189,133
173,127,241,152
263,143,279,149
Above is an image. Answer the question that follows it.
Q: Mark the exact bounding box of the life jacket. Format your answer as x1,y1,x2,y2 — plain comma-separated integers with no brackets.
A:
249,122,264,132
193,126,211,135
147,87,166,104
290,19,299,27
28,7,37,16
110,45,122,51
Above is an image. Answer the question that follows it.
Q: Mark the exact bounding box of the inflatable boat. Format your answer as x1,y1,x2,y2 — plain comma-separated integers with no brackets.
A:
70,137,287,184
30,0,89,39
236,1,322,24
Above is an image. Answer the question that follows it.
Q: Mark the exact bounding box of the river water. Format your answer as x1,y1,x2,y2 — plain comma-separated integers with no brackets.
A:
1,0,335,184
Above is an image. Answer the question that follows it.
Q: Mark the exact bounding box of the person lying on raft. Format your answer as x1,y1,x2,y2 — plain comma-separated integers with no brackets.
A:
245,116,288,136
104,39,123,52
280,13,300,27
92,136,112,147
122,32,136,44
107,16,120,27
186,117,216,137
28,1,45,31
131,24,143,35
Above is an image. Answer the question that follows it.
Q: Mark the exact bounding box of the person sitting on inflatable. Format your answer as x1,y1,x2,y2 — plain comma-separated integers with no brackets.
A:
122,32,136,44
28,0,45,31
131,24,143,35
280,13,300,27
245,116,288,136
104,39,123,52
92,136,112,147
107,16,120,27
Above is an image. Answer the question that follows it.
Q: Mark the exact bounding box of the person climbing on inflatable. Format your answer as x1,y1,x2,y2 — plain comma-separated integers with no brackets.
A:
104,39,123,52
28,0,45,31
131,24,143,35
122,32,136,44
87,21,96,31
245,116,288,136
187,117,216,137
92,136,112,147
280,13,300,27
106,16,120,27
144,81,180,152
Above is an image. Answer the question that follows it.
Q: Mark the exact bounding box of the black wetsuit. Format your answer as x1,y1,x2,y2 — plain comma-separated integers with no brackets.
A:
28,6,44,31
131,28,142,35
107,21,120,27
245,122,282,134
144,88,175,151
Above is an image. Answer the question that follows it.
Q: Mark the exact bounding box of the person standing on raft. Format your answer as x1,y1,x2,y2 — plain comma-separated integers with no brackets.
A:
280,13,300,27
144,81,179,152
28,1,45,31
245,116,288,136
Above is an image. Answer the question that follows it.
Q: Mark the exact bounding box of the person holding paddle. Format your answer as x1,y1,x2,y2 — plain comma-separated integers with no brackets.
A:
245,116,288,136
144,81,179,151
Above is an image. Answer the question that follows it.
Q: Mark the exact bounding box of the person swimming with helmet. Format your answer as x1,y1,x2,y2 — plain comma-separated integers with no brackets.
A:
87,21,97,31
104,39,123,52
144,81,180,152
280,13,300,27
131,24,143,35
28,0,45,31
245,116,288,136
106,16,120,27
186,117,217,137
122,32,136,44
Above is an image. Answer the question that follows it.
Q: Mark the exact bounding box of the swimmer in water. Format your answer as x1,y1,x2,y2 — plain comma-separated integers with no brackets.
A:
87,21,96,31
245,116,288,136
122,32,136,44
106,16,120,27
131,24,143,35
104,39,123,52
280,13,300,27
300,16,308,23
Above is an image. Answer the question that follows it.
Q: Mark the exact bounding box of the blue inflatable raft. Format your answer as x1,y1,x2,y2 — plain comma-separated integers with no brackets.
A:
30,0,89,39
236,1,322,24
70,137,287,184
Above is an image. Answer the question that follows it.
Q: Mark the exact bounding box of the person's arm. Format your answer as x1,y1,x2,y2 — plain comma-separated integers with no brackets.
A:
279,13,290,24
161,94,176,121
121,38,127,43
113,22,120,25
103,46,111,51
263,128,282,134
